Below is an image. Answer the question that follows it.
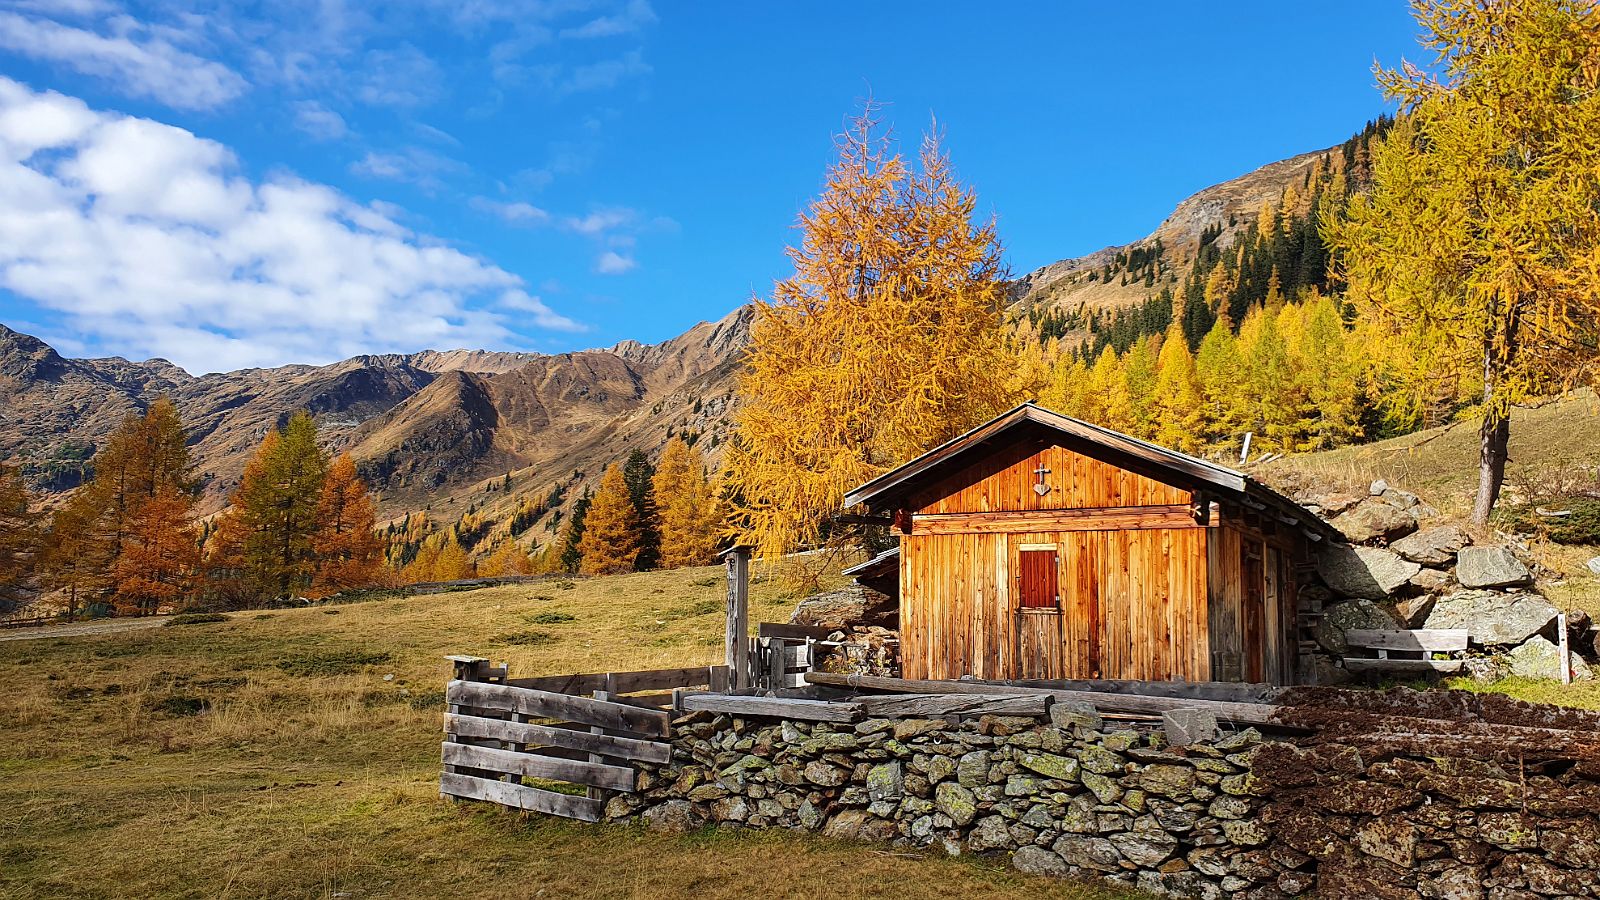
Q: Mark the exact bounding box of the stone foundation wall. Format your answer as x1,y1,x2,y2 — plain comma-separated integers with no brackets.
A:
604,709,1600,899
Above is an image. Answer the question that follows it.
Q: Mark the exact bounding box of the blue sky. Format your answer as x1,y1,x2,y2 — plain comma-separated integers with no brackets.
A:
0,1,1420,374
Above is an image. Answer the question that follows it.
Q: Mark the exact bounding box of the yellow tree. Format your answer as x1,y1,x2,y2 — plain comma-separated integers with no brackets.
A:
479,539,534,577
725,107,1022,558
1327,0,1600,523
653,437,722,569
38,490,111,620
309,455,383,596
1086,346,1131,431
1195,316,1246,448
0,463,38,616
1151,325,1206,453
1287,295,1364,449
579,463,641,575
1038,353,1089,418
1120,334,1162,439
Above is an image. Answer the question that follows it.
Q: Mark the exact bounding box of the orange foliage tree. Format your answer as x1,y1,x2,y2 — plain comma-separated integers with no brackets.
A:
578,463,641,575
111,486,199,616
652,437,722,568
309,455,383,596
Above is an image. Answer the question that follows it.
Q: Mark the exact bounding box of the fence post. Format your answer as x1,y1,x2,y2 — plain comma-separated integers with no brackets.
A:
723,545,752,691
1559,612,1572,685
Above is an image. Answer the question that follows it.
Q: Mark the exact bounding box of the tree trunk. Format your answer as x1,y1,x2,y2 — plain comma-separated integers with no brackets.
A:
1472,397,1511,527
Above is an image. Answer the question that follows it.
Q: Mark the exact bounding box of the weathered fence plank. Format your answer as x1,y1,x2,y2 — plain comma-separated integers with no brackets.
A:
1344,629,1469,652
443,713,671,764
446,680,670,737
504,665,727,696
439,772,604,822
441,742,636,791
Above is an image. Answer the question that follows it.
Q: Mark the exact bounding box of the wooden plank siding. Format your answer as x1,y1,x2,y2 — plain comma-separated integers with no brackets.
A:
907,442,1190,515
899,525,1210,683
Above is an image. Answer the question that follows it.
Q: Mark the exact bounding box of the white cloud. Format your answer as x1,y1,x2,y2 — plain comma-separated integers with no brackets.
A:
356,44,444,108
470,197,550,225
0,10,246,110
559,0,656,40
594,250,634,275
0,78,580,373
348,146,464,190
291,100,347,140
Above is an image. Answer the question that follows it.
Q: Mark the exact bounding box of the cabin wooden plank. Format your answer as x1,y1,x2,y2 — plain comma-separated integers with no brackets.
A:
443,713,671,764
439,771,605,822
1345,630,1470,652
913,505,1199,535
855,693,1050,718
446,680,670,737
1343,658,1466,674
679,693,863,722
441,741,637,791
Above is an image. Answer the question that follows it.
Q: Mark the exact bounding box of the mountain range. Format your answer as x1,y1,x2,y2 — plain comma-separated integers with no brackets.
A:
0,138,1342,544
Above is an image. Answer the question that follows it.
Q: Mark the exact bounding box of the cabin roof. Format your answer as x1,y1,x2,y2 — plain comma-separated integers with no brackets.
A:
841,547,900,580
843,402,1340,543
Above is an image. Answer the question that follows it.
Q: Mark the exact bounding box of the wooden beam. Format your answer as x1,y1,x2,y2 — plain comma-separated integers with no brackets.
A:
1342,658,1466,674
446,680,670,738
854,693,1049,718
680,693,862,723
439,772,604,822
504,665,727,696
911,505,1201,535
441,741,636,792
444,713,671,764
803,672,1289,729
1345,629,1469,652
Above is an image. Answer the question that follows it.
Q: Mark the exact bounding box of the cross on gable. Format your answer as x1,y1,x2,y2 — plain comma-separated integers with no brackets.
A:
1033,463,1052,496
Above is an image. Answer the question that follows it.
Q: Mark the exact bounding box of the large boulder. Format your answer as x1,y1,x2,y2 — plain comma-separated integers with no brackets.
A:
790,584,894,629
1423,590,1559,646
1331,500,1418,544
1389,525,1470,567
1507,636,1593,681
1456,546,1533,589
1317,545,1421,600
1315,598,1404,655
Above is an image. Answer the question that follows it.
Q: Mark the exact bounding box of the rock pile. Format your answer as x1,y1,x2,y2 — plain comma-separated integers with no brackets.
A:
1293,480,1591,681
606,706,1600,898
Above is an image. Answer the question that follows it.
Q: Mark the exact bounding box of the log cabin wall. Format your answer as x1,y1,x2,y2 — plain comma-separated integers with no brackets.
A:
897,440,1213,683
1205,511,1303,685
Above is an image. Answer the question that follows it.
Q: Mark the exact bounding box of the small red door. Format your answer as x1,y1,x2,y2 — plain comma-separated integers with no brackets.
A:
1016,547,1063,679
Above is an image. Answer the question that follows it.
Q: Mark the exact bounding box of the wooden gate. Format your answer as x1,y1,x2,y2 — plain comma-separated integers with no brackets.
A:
440,658,725,821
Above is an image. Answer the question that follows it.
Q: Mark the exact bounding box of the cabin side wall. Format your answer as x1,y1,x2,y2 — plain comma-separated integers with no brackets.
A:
1205,514,1305,685
897,442,1211,683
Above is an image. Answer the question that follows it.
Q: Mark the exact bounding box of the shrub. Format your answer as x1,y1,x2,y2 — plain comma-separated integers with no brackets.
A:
275,649,394,677
164,613,228,627
525,612,575,625
151,695,208,717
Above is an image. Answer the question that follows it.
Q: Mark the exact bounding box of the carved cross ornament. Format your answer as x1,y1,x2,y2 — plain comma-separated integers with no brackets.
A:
1033,464,1052,496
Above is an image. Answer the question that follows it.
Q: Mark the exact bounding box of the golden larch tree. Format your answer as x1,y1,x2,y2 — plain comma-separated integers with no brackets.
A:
724,107,1023,559
111,486,199,616
0,463,38,616
579,462,642,575
309,454,383,596
652,436,722,569
1151,325,1206,453
1327,0,1600,523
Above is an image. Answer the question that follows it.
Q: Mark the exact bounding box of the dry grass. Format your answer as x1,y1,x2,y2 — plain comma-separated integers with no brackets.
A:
0,564,1130,900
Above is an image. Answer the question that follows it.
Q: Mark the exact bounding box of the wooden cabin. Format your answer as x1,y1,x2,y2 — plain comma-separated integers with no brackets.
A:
842,403,1340,686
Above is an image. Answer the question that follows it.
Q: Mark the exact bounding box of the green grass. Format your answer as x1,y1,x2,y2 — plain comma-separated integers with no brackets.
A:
1442,675,1600,710
0,563,1131,900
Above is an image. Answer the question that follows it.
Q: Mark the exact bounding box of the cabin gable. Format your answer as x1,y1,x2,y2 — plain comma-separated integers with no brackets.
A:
908,435,1193,516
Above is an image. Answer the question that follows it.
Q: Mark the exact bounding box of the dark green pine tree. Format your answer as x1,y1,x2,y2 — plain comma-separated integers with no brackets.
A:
622,449,660,570
559,488,592,573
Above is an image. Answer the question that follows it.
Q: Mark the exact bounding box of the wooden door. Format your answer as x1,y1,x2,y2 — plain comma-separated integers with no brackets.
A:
1015,545,1063,679
1241,539,1265,683
1063,536,1102,679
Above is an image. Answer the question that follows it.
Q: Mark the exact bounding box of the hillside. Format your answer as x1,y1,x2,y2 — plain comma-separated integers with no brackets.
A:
0,306,752,535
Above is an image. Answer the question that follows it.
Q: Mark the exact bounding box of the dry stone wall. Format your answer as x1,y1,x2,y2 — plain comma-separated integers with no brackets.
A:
605,709,1600,899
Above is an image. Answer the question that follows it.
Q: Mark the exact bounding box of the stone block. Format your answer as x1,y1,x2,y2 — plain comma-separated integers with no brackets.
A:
1163,707,1220,746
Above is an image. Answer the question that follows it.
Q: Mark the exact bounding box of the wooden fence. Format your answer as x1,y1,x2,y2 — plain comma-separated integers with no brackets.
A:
440,657,726,821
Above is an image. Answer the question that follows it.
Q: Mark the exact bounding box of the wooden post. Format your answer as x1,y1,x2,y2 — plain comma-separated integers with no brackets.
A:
723,546,752,691
1239,432,1253,465
1559,612,1572,686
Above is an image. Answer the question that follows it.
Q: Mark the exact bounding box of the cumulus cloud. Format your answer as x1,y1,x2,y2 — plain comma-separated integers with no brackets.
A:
470,197,550,225
0,78,580,374
0,10,246,110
